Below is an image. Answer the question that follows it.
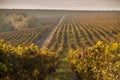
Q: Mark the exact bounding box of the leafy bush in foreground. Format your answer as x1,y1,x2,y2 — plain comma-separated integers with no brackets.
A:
0,39,59,80
67,40,120,80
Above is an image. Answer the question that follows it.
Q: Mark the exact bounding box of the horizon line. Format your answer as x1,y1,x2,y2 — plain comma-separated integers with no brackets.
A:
0,8,120,11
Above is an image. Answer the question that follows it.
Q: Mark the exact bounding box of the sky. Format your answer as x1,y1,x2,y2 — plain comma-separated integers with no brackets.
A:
0,0,120,10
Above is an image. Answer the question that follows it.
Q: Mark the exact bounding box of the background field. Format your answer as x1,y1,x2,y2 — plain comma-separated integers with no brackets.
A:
0,10,120,50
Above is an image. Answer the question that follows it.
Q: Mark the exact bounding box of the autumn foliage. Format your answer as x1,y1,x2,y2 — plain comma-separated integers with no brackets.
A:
0,39,59,80
67,38,120,80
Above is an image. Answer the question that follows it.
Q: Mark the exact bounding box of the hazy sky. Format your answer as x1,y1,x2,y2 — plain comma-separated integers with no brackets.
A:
0,0,120,10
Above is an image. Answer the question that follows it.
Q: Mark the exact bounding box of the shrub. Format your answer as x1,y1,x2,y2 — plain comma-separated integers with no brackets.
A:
0,39,59,80
67,40,120,80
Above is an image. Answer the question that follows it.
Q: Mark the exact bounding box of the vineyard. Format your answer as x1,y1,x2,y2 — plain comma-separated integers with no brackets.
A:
0,10,63,47
44,12,120,80
0,10,120,80
47,12,120,52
